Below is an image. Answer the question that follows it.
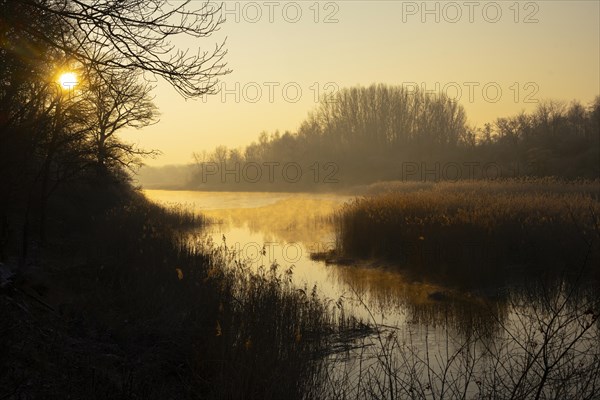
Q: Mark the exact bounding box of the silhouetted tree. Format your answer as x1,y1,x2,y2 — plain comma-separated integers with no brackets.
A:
0,0,230,261
188,87,598,189
81,66,159,174
14,0,230,98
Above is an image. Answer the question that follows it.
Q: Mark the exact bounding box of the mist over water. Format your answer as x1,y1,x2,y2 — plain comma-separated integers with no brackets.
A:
143,188,599,397
3,1,599,398
145,189,597,334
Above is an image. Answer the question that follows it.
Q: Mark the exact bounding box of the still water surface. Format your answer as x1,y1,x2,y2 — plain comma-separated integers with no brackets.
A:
145,190,598,397
145,190,503,331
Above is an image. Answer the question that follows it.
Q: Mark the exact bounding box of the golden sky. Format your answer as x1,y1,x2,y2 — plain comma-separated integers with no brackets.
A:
120,1,600,166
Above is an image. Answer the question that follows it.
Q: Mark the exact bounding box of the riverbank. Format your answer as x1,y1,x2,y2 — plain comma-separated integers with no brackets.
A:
0,180,361,399
3,178,600,399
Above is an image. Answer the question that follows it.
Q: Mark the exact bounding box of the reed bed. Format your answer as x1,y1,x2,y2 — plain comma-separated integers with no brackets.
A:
1,189,365,400
334,179,600,286
3,180,599,399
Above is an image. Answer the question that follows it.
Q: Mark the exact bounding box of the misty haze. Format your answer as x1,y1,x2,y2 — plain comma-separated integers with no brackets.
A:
1,1,599,399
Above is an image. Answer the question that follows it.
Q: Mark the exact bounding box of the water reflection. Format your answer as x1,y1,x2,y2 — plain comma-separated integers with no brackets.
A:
146,190,597,335
326,264,509,337
145,190,598,335
145,190,599,398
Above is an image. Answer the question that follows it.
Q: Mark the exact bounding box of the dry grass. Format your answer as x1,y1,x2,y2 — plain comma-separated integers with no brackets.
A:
334,179,600,286
317,277,600,400
0,189,362,400
3,179,599,399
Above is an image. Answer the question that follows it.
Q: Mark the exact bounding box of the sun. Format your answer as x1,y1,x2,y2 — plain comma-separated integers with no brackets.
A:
58,72,78,89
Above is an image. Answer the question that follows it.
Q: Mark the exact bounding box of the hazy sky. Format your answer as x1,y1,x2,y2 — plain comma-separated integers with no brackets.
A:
120,1,600,166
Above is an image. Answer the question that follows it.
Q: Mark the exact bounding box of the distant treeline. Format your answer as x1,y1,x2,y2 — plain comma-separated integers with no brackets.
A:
135,164,195,189
182,84,599,191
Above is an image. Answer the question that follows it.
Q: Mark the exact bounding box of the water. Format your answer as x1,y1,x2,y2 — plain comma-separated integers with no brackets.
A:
145,190,460,327
145,190,599,398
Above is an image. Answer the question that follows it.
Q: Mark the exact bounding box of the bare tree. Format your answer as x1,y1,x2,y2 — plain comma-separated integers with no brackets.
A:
82,66,159,172
15,0,230,98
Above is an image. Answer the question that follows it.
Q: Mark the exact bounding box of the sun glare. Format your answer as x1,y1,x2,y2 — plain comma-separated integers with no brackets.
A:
58,72,78,89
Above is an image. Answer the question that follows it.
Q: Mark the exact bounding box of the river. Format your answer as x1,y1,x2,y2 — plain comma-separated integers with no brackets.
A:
144,189,599,398
144,190,471,328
